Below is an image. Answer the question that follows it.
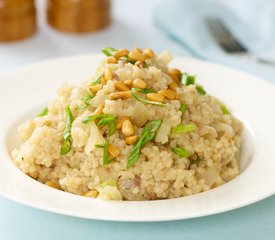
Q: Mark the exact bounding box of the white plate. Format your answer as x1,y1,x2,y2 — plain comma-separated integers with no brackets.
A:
0,54,274,222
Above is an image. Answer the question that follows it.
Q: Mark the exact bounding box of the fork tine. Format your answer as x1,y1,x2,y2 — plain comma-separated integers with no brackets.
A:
205,17,247,53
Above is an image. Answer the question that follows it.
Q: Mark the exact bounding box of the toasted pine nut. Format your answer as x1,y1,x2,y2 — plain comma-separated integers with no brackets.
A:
82,190,99,198
114,48,129,59
133,78,147,89
168,80,178,91
124,79,133,86
116,116,130,129
114,80,130,91
94,104,104,115
146,93,165,103
108,143,121,157
134,60,144,68
45,181,59,189
168,68,181,76
89,84,103,94
128,48,145,62
143,48,155,58
158,89,178,100
109,91,131,100
122,119,135,137
104,67,113,81
106,56,118,64
125,135,139,145
100,76,107,85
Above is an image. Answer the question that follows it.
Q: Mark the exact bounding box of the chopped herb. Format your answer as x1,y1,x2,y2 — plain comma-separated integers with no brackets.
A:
91,74,102,86
172,147,189,158
61,106,73,155
172,124,196,134
182,73,196,85
82,114,116,137
131,88,165,107
37,107,48,117
196,86,206,95
102,47,117,57
101,179,117,187
179,104,186,113
127,120,162,169
95,144,104,148
191,158,201,165
133,88,156,94
122,56,136,64
143,62,149,68
81,94,94,108
103,142,115,165
221,105,230,115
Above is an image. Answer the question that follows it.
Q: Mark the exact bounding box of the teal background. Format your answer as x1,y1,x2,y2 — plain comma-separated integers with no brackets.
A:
0,195,274,239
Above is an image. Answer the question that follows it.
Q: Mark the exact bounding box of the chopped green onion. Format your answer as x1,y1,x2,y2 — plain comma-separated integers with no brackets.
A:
103,142,115,165
196,86,206,95
101,179,117,187
172,124,196,134
102,47,118,57
131,88,165,107
179,104,186,113
127,119,162,169
182,73,196,85
95,144,104,148
221,105,230,115
81,94,94,108
172,147,189,158
133,88,156,94
191,158,201,165
82,114,116,137
61,106,73,155
91,74,102,86
37,107,48,117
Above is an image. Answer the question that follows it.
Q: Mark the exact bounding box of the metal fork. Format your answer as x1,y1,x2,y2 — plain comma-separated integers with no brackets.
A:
205,17,275,66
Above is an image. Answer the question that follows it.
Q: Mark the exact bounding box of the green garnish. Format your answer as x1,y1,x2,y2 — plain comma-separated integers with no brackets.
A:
172,147,189,158
102,47,118,57
172,124,196,134
196,86,206,95
221,105,230,115
101,179,117,187
61,105,73,155
133,88,156,94
182,73,196,85
191,158,201,165
37,107,48,117
179,104,186,113
91,74,102,86
95,142,115,165
127,120,162,169
81,94,94,108
82,114,116,137
131,88,165,107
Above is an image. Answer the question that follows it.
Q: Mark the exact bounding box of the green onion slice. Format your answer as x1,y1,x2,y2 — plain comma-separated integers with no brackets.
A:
182,73,196,85
191,158,201,165
221,105,230,115
127,119,162,169
61,105,73,155
81,94,94,108
172,124,196,134
196,86,206,95
91,74,102,86
102,47,118,57
37,107,48,117
172,147,189,158
179,104,186,113
131,88,165,107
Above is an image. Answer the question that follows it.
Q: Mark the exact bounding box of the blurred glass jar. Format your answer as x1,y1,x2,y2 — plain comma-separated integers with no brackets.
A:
0,0,36,42
47,0,111,33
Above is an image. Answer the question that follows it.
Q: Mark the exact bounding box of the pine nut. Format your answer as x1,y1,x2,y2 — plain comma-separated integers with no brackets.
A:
124,79,133,87
168,80,178,91
114,48,129,59
82,190,99,198
125,135,139,145
122,119,135,137
100,76,107,85
108,143,121,157
106,56,118,64
134,60,144,68
158,89,178,100
116,116,130,129
94,104,104,115
168,68,181,76
45,181,59,189
128,48,145,61
89,84,103,94
104,67,113,81
133,78,147,89
146,93,165,103
109,91,131,100
143,48,155,58
114,80,130,91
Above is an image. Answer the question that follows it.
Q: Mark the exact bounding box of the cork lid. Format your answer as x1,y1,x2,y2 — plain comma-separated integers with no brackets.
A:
0,0,35,16
49,0,110,8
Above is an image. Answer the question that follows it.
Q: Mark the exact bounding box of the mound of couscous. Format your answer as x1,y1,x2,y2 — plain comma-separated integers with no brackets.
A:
12,48,242,201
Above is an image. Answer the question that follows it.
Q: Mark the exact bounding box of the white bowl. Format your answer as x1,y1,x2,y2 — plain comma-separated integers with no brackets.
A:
0,54,274,222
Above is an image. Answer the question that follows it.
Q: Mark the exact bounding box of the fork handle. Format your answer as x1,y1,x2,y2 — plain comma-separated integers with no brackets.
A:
256,57,275,67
